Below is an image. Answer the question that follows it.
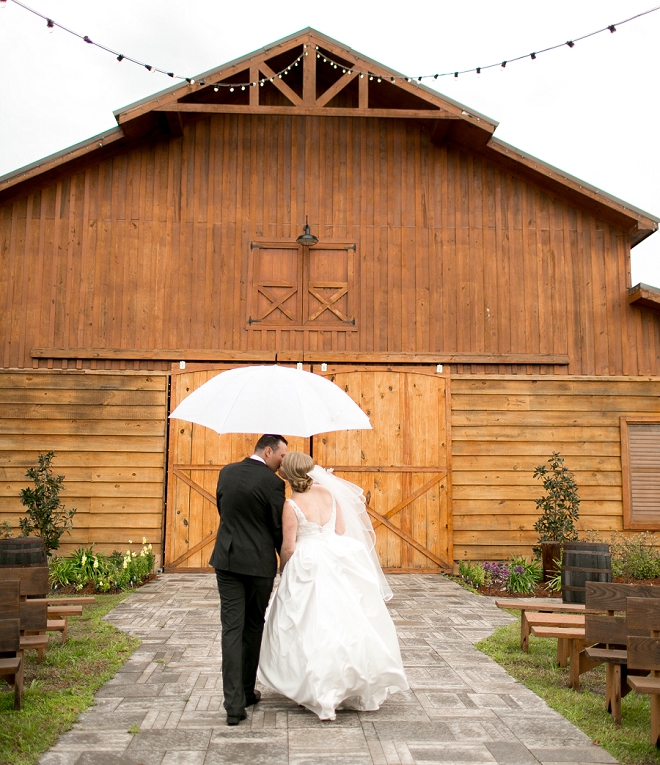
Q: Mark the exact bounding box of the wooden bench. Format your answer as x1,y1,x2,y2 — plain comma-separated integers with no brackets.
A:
584,583,660,722
626,597,660,747
526,583,660,691
0,580,24,710
495,598,586,652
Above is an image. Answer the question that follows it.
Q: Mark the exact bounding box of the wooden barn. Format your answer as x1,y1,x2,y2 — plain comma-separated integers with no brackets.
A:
1,28,660,573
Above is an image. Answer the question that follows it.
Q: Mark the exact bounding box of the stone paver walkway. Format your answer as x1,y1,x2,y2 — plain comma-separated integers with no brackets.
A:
39,574,617,765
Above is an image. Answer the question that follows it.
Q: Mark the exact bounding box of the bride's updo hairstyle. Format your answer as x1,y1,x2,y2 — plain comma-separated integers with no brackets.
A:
280,452,314,493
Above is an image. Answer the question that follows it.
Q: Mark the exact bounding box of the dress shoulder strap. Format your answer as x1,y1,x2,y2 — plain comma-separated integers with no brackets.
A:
287,498,306,523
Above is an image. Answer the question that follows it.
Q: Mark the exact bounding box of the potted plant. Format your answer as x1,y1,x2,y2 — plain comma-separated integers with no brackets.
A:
533,452,580,582
18,451,76,557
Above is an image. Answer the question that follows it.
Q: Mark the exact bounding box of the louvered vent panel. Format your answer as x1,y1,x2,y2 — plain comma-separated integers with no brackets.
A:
629,424,660,523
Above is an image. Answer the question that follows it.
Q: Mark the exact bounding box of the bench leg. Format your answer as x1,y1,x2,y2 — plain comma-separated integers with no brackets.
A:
557,638,569,668
606,663,622,725
14,654,23,711
652,694,660,748
521,612,530,652
570,640,581,690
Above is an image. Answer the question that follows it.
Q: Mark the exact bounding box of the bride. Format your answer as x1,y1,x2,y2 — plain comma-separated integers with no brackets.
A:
257,451,409,720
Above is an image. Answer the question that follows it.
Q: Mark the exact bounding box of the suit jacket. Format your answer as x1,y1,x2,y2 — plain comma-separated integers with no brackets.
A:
209,457,285,577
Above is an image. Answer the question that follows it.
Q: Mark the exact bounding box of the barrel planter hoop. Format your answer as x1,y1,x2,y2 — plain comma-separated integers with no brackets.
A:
561,541,612,604
0,537,47,567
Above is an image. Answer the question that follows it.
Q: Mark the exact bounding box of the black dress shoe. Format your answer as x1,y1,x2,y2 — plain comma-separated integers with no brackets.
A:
245,690,261,707
226,710,247,726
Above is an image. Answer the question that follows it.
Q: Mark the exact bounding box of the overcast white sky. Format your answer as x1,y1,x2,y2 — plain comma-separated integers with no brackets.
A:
1,0,658,286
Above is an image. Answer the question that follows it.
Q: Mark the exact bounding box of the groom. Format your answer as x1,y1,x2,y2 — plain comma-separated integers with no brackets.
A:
210,434,288,725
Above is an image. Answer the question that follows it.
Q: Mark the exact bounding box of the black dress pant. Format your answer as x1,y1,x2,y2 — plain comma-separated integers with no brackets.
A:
215,569,274,716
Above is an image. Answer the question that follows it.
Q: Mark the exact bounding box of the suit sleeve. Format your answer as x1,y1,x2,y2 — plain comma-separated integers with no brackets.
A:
268,479,285,554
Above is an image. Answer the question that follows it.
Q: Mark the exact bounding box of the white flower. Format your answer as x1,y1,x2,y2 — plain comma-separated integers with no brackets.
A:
93,559,98,569
142,537,147,545
81,554,87,565
122,561,128,569
148,544,152,550
132,552,137,558
128,540,133,545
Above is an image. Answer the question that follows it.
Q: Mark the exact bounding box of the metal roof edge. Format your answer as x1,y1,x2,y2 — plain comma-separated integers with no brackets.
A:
0,126,123,188
489,136,660,227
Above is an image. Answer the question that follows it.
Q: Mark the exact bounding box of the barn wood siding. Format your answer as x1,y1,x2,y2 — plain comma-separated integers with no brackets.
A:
1,115,658,373
0,371,167,563
452,375,660,561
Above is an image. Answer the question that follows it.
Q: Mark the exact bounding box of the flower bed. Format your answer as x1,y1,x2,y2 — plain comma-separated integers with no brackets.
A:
49,539,155,594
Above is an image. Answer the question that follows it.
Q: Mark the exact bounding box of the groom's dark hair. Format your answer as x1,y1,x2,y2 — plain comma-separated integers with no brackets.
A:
255,434,288,452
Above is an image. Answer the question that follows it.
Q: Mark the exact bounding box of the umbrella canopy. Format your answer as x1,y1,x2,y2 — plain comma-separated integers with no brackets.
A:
169,365,372,437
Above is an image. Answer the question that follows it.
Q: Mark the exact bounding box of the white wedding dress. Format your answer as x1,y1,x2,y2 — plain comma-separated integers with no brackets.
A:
257,492,409,720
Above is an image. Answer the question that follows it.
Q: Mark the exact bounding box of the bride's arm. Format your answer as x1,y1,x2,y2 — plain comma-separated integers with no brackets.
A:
334,499,346,535
279,501,298,570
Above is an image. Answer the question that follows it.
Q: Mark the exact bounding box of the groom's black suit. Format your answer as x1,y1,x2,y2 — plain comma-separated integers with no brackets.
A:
210,457,285,718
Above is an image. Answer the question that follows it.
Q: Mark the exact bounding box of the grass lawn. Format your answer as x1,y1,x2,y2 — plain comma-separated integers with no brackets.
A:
476,618,660,765
0,593,139,765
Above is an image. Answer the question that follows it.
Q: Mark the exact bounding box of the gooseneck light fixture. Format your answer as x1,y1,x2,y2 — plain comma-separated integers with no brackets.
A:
296,216,318,247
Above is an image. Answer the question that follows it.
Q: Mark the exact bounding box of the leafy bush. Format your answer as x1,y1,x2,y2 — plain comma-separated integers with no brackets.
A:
507,556,542,593
483,561,510,587
533,452,580,545
19,451,76,555
608,531,660,581
545,553,563,592
458,560,485,589
50,539,155,592
0,520,12,539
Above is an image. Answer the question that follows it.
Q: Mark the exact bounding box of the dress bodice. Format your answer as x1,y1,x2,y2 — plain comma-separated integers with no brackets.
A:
288,496,336,538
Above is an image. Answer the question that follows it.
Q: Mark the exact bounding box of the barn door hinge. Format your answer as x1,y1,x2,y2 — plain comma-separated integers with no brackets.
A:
250,242,261,250
248,316,261,324
343,317,356,325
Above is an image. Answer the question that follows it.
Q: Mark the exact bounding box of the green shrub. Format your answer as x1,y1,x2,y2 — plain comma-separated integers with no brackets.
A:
609,531,660,581
545,553,563,592
506,556,542,593
19,451,76,555
533,452,580,546
458,560,485,589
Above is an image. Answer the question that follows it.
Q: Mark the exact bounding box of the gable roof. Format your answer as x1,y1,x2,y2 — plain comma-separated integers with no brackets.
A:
0,27,657,243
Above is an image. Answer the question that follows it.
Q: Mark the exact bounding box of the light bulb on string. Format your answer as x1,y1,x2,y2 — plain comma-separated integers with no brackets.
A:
117,54,124,62
46,18,54,32
0,1,7,10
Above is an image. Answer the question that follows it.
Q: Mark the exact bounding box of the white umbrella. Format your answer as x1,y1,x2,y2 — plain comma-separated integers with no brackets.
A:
169,365,372,437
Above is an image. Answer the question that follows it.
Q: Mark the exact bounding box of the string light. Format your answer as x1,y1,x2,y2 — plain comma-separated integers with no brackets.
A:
2,0,659,90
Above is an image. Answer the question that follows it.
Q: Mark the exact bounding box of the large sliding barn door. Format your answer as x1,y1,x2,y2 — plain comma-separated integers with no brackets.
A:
165,364,451,572
313,367,452,572
164,364,308,572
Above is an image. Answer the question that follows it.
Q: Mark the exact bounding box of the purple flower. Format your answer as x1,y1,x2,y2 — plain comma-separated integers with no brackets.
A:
514,565,525,575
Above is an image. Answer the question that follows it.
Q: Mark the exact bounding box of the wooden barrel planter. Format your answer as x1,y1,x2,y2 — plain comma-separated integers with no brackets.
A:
0,537,47,567
561,541,612,604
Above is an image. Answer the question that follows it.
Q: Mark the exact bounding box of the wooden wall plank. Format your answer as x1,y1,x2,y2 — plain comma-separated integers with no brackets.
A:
0,372,167,563
452,376,660,561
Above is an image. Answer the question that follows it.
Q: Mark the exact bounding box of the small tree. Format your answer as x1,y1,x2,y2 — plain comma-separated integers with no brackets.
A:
533,452,580,544
19,451,76,555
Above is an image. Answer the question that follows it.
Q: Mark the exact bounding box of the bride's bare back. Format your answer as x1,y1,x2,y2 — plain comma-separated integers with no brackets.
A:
290,484,335,526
